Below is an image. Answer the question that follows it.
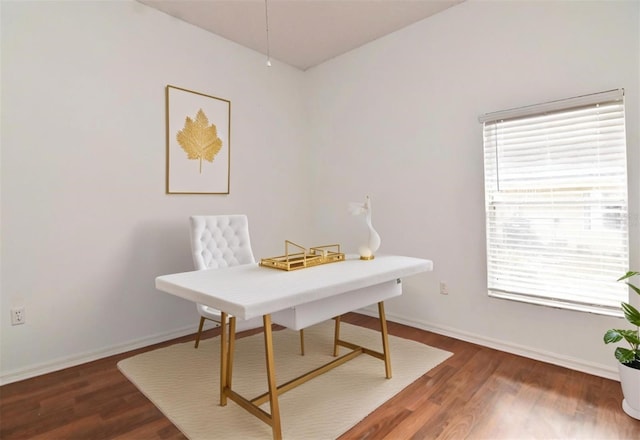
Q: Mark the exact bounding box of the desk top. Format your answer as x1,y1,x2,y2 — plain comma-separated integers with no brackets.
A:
155,255,432,320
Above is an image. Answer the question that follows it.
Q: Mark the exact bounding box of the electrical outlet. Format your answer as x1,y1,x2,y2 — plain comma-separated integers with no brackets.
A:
439,282,449,295
11,307,25,325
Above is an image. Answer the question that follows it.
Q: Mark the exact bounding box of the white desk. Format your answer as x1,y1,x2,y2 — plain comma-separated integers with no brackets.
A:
155,254,432,439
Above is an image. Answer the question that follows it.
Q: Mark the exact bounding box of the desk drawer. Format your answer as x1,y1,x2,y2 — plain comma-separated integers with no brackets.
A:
271,279,402,330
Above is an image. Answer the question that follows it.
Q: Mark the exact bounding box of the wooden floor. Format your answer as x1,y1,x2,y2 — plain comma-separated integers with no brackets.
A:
1,313,639,439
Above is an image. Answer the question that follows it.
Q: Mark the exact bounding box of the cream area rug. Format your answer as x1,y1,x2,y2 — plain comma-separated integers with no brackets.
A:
117,320,452,440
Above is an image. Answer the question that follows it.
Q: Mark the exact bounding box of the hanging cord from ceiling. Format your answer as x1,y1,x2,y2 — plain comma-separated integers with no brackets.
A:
264,0,272,67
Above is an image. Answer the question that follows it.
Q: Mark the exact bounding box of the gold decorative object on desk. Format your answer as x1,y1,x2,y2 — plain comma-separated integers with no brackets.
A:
260,240,345,271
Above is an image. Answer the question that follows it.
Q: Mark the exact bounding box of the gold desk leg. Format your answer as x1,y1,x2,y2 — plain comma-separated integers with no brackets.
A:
378,302,392,379
333,315,341,356
299,329,305,356
220,312,228,406
263,314,282,440
227,316,237,392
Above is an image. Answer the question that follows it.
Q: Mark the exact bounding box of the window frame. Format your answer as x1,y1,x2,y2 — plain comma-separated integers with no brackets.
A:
480,89,629,316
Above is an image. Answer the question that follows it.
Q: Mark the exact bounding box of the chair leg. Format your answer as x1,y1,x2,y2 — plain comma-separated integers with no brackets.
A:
299,329,305,356
194,316,206,348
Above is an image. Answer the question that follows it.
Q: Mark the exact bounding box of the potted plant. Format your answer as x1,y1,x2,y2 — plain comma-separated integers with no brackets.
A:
604,271,640,420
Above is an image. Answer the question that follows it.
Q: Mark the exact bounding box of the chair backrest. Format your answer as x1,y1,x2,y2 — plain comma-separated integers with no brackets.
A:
189,215,256,271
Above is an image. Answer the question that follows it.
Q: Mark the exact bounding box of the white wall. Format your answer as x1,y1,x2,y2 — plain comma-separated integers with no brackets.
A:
0,1,312,383
306,0,640,378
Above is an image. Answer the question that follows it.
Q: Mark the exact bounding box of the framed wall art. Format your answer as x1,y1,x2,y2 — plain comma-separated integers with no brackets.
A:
165,85,231,194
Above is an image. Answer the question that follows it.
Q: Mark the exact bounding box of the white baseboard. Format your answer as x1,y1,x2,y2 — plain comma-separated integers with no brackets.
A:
0,324,198,386
2,312,620,386
357,308,620,382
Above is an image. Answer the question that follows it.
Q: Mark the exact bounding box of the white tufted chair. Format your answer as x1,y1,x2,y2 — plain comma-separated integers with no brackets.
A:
190,215,304,353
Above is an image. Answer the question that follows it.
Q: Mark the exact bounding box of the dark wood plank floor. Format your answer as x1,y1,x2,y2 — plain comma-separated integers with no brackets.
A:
1,313,639,439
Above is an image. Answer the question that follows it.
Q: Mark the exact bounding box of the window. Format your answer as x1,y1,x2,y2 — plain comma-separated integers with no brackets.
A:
480,89,629,316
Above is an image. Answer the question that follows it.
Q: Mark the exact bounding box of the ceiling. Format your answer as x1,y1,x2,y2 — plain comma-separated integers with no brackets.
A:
137,0,464,70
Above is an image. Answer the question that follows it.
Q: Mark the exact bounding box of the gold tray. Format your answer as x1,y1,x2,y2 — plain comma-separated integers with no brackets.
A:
260,241,345,271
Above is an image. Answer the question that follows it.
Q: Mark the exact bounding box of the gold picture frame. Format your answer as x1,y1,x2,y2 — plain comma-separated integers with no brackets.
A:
165,85,231,194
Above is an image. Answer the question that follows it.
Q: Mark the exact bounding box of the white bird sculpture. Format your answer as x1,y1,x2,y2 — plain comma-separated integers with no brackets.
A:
349,195,381,260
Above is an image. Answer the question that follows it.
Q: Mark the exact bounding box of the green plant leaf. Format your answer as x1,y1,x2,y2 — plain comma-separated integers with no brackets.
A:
617,271,640,296
604,329,623,344
617,271,640,282
627,282,640,296
615,347,638,364
621,302,640,327
616,329,640,346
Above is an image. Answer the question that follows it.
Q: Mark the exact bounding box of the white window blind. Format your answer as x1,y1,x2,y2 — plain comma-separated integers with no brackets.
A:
480,89,629,316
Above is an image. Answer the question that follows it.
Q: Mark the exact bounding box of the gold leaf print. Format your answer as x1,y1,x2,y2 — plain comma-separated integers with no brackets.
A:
176,109,223,174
